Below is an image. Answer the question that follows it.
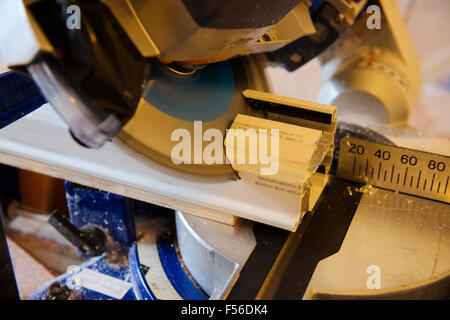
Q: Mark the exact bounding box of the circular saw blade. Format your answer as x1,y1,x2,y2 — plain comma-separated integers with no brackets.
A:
118,56,268,176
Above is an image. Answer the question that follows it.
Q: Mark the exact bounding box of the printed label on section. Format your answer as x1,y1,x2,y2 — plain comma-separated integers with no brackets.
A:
74,268,132,299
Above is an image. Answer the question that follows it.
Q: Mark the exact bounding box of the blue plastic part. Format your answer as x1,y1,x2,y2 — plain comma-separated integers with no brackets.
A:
65,181,136,247
127,212,207,300
143,61,235,122
26,182,139,300
0,71,46,129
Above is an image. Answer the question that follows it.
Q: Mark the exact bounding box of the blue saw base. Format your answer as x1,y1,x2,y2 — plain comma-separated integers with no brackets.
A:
28,182,207,300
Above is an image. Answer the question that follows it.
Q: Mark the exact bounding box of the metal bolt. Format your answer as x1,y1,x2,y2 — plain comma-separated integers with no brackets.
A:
44,282,71,300
335,13,345,23
289,53,303,65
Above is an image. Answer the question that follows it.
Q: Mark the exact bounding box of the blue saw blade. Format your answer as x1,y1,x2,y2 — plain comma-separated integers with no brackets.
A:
0,72,46,129
143,61,235,122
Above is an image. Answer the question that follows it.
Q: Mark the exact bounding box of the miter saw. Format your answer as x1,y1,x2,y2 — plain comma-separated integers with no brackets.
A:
0,0,448,300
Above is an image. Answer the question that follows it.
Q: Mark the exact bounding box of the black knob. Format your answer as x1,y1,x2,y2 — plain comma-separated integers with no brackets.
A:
48,210,106,257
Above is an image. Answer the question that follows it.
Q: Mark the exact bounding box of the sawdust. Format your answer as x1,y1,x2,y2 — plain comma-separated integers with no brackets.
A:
346,184,378,196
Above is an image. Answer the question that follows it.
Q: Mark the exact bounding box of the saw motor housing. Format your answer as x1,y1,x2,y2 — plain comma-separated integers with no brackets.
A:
0,0,420,150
